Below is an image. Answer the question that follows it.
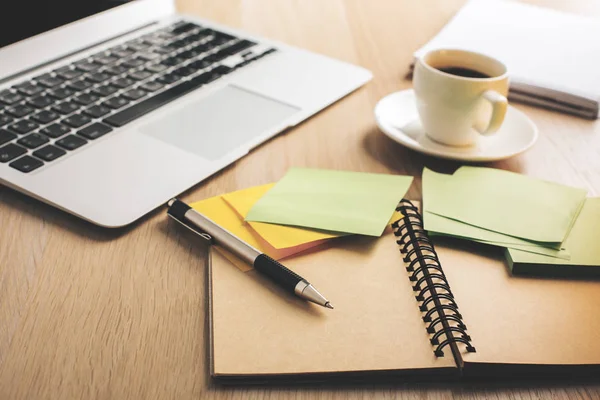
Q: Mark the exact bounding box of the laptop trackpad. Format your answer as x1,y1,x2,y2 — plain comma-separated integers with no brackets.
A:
140,85,300,161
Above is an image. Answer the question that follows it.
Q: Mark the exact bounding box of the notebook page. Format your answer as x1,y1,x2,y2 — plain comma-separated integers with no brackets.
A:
436,238,600,369
210,232,456,377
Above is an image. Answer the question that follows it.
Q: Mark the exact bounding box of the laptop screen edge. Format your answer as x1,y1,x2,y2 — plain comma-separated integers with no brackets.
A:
0,0,176,82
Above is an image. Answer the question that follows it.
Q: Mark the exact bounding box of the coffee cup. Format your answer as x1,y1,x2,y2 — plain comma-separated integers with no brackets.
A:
413,49,509,147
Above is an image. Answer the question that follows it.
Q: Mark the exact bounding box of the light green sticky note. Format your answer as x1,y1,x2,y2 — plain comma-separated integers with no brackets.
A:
507,198,600,276
428,231,570,259
424,211,563,250
422,167,587,243
425,212,570,259
245,168,413,236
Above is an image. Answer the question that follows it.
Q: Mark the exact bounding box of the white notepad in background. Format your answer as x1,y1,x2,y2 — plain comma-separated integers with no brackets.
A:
414,0,600,119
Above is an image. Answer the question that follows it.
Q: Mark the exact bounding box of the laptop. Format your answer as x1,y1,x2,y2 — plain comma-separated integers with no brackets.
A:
0,0,371,227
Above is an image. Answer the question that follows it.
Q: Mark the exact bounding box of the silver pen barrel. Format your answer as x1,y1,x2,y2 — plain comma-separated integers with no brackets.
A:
183,208,261,265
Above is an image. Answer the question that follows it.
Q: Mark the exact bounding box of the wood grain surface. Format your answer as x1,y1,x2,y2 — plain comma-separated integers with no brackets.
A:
1,0,600,398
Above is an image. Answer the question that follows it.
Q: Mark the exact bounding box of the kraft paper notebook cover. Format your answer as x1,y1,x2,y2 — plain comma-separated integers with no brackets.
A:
208,201,600,382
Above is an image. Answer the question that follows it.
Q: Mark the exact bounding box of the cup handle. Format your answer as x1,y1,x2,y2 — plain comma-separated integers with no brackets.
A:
477,90,508,135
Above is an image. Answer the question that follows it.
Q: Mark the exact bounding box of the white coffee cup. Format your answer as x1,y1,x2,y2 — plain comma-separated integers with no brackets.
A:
413,49,509,147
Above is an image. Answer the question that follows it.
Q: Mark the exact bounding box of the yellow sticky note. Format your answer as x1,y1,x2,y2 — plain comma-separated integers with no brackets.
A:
221,184,344,250
191,195,267,253
191,192,333,271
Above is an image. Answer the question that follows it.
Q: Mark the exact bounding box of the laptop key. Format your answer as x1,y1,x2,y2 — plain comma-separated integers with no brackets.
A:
78,122,113,140
181,33,203,45
28,95,55,109
177,50,196,60
103,64,130,76
92,85,119,97
36,76,63,89
76,61,102,72
213,32,237,45
110,48,135,58
73,93,100,106
103,97,130,109
204,51,229,64
9,155,44,173
55,68,83,80
156,73,181,85
0,90,24,105
139,81,164,92
171,22,198,34
172,65,196,77
33,145,66,162
112,77,136,89
53,101,80,115
194,66,230,85
94,55,119,65
127,41,151,52
68,79,95,91
121,58,146,68
63,114,91,128
8,120,39,134
122,89,147,100
31,110,60,124
40,123,70,138
15,83,44,97
142,36,167,46
166,39,188,50
153,46,173,55
6,104,34,118
36,75,64,88
86,72,111,84
146,63,168,74
105,78,201,127
83,105,111,118
0,114,13,126
129,70,152,81
56,134,87,150
48,87,76,100
161,56,187,67
188,57,214,70
0,129,17,146
220,40,256,56
0,143,27,163
17,133,50,149
137,52,160,61
191,42,214,56
189,43,211,55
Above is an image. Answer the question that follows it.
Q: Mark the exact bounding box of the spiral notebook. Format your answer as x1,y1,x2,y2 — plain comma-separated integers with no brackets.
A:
208,201,600,382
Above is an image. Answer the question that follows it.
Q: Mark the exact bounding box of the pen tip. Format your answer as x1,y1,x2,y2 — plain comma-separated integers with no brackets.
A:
325,302,334,309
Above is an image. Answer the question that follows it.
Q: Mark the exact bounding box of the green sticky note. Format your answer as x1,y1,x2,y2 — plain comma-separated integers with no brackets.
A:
425,212,570,259
424,211,561,249
422,167,587,243
507,198,600,276
245,168,413,236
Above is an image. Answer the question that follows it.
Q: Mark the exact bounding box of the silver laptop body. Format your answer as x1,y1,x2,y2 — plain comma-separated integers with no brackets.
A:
0,0,371,227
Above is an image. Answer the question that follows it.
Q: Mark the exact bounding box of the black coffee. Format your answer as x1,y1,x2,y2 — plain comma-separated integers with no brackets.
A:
438,66,490,79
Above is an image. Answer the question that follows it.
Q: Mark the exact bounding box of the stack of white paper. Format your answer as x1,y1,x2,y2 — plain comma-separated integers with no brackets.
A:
415,0,600,119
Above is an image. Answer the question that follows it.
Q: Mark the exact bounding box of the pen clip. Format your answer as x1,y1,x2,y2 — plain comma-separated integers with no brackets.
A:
167,213,214,244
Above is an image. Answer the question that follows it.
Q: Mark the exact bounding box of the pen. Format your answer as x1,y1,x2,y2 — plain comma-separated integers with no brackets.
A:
166,198,334,309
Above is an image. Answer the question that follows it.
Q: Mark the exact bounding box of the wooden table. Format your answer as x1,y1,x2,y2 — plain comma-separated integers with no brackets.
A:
2,0,600,398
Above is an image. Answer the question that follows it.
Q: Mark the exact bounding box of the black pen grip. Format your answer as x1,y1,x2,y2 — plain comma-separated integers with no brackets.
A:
253,254,304,292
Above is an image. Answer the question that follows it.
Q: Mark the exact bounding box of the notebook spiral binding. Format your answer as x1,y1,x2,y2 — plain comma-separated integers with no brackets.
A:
392,199,476,358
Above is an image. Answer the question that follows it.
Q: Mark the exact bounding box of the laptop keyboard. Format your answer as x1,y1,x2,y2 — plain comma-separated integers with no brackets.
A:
0,21,276,173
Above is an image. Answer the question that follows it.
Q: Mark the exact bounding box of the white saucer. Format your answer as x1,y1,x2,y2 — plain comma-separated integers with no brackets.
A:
374,89,538,162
